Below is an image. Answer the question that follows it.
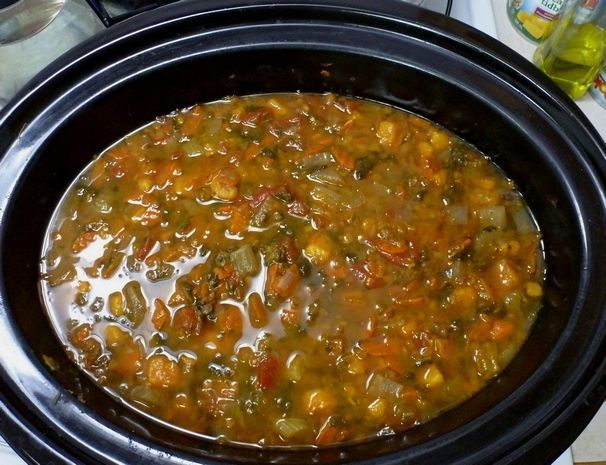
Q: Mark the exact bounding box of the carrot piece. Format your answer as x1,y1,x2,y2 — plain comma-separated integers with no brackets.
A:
332,146,355,170
266,263,300,298
229,203,252,234
247,292,268,328
373,238,408,255
136,237,157,261
265,263,280,295
278,235,300,264
106,145,131,160
240,108,270,127
215,263,235,281
243,143,262,160
152,299,170,331
350,263,384,289
280,306,301,329
180,105,204,136
384,355,406,374
155,160,180,186
172,305,202,337
212,166,240,186
72,231,96,253
359,337,397,356
217,304,243,335
273,264,300,298
316,419,347,446
70,324,91,345
490,319,515,341
370,239,417,267
468,320,493,343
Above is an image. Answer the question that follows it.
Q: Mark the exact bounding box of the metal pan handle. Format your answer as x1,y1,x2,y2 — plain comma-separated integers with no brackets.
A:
84,0,179,27
85,0,452,28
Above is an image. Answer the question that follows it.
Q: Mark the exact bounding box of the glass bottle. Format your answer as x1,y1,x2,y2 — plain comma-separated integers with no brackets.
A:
533,0,606,99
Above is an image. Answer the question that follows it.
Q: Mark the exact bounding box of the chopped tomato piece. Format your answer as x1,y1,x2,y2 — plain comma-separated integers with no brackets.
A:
257,355,279,389
172,306,202,337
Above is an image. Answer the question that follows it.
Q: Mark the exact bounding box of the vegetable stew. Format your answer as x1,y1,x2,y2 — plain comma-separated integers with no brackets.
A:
41,93,544,446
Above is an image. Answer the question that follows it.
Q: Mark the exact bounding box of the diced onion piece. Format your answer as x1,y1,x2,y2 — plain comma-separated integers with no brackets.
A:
512,206,535,234
297,151,334,171
477,206,506,230
472,342,500,379
122,281,147,328
447,205,468,225
343,193,364,209
307,167,344,186
130,385,164,407
286,352,306,382
230,245,259,277
274,418,310,439
181,140,203,157
310,185,341,207
205,117,222,135
366,373,404,399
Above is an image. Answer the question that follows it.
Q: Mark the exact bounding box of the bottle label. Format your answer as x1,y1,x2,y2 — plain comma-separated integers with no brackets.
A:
508,0,566,42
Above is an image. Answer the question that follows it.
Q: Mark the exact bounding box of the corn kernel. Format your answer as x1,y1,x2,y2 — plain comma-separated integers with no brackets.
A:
361,218,377,236
417,364,444,388
109,291,125,317
417,141,434,157
304,389,336,415
474,177,496,190
377,120,397,146
105,324,129,347
210,178,238,201
367,398,387,419
267,98,287,116
347,357,365,375
525,281,543,297
138,177,154,192
304,233,333,265
430,130,450,152
173,176,193,195
433,170,447,186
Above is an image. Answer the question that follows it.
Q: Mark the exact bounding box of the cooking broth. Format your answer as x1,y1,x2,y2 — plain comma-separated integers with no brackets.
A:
41,93,544,446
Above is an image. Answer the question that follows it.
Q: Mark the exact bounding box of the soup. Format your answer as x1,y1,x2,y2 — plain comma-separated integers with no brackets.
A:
41,94,544,446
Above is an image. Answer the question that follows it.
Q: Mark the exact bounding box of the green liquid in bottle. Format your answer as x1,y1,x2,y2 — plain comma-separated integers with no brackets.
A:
536,22,606,99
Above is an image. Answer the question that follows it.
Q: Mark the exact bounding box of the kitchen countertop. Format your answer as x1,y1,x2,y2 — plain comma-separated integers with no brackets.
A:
490,2,605,465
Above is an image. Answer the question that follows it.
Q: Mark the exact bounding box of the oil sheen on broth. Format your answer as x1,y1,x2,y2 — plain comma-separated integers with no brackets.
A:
41,94,544,446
